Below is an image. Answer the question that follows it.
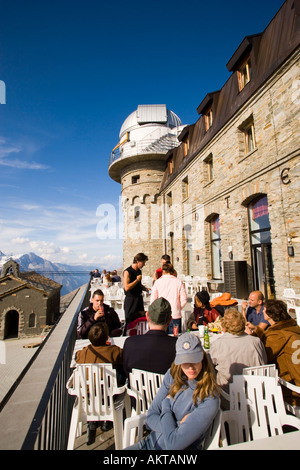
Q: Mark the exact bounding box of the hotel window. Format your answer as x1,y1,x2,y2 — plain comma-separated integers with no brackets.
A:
166,191,172,208
183,136,189,157
244,120,256,154
239,116,256,156
210,215,222,279
132,175,140,184
204,154,214,182
205,107,213,131
182,176,189,200
167,156,174,175
237,56,252,91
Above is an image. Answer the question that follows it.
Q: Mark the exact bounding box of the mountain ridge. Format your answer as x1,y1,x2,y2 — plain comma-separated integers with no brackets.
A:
0,250,98,295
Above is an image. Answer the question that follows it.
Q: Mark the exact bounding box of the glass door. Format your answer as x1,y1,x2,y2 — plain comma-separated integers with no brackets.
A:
252,243,275,300
249,195,275,300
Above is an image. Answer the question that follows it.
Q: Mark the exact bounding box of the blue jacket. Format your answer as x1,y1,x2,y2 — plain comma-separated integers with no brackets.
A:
146,369,219,450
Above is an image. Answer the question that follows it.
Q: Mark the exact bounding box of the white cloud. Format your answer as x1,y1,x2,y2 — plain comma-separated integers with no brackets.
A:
0,198,123,266
0,136,50,170
11,237,30,245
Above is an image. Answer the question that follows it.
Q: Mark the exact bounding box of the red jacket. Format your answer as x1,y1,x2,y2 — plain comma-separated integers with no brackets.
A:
187,307,220,329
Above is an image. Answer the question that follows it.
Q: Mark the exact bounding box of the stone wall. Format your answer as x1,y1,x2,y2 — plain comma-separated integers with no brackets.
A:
121,158,165,276
162,50,300,298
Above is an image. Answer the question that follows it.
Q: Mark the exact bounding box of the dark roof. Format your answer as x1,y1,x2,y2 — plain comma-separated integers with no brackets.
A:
0,271,62,297
19,271,62,293
160,0,300,191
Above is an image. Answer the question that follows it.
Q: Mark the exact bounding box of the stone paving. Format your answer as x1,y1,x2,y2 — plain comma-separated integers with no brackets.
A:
0,336,41,406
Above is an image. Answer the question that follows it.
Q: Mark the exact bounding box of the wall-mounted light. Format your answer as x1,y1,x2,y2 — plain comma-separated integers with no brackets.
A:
288,236,295,257
196,255,200,261
288,246,294,257
228,246,233,260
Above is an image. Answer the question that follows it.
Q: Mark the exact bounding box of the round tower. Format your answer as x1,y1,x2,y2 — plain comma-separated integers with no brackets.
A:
109,104,184,276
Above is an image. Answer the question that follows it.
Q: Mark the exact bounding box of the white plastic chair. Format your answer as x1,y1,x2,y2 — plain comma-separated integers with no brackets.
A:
210,292,223,300
296,306,300,326
283,288,296,298
218,365,279,406
126,318,148,336
243,364,278,378
122,408,223,450
126,368,164,415
278,377,300,419
220,375,300,447
243,364,300,418
122,412,147,448
66,363,126,450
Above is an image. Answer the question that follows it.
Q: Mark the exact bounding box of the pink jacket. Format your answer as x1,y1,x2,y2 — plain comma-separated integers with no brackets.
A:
150,274,187,319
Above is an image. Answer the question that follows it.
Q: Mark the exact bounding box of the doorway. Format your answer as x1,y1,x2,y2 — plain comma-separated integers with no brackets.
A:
252,244,275,300
248,195,275,300
4,310,19,339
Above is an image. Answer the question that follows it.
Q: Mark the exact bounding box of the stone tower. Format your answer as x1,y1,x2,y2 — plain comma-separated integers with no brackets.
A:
109,104,184,276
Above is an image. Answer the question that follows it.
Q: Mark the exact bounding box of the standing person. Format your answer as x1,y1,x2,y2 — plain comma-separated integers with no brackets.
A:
152,254,173,283
242,290,270,333
123,297,177,377
150,262,187,334
125,332,220,450
123,253,149,330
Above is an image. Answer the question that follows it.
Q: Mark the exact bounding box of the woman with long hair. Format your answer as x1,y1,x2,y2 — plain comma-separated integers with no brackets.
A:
125,332,220,450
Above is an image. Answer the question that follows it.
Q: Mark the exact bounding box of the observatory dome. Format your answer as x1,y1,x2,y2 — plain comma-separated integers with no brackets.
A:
119,104,182,139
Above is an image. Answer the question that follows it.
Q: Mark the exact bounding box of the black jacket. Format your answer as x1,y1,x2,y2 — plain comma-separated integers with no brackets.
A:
77,302,121,339
122,329,177,377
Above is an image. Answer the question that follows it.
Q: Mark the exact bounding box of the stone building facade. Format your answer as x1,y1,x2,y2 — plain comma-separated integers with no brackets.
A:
0,260,62,339
109,0,299,299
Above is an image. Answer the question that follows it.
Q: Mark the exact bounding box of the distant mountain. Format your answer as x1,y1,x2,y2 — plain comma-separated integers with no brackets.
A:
0,251,98,295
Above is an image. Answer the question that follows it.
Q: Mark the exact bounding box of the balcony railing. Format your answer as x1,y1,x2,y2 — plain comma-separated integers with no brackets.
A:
109,134,180,167
0,281,91,450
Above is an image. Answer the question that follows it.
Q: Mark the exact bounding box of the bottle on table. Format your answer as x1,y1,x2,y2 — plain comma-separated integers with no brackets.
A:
204,326,210,349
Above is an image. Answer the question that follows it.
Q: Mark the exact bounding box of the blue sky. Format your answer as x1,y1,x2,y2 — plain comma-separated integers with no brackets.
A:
0,0,285,269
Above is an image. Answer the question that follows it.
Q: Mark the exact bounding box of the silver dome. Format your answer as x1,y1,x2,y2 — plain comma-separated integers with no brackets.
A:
119,105,182,139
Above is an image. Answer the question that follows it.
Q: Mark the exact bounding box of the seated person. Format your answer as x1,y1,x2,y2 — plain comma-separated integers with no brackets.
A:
77,289,122,339
187,290,220,330
104,273,112,287
253,299,300,407
76,323,124,376
90,269,101,278
242,290,270,333
208,308,267,395
75,322,125,441
125,332,220,451
123,297,177,377
111,270,121,283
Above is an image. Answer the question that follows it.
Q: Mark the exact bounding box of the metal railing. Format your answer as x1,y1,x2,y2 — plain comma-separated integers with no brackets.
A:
0,281,91,450
109,134,180,167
